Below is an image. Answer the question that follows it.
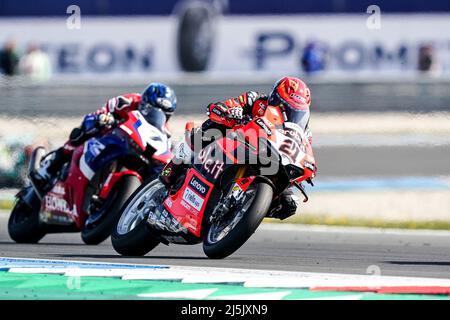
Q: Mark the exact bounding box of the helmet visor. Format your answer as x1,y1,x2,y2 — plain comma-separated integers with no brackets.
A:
268,91,310,130
284,107,310,131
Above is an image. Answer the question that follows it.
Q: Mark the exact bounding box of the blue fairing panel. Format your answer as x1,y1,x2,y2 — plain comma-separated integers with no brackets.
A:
80,134,128,179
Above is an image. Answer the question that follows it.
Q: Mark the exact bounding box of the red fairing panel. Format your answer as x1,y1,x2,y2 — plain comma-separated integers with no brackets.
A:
163,169,214,238
41,145,90,229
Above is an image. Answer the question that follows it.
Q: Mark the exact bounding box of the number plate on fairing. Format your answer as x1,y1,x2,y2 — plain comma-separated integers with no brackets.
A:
274,122,306,166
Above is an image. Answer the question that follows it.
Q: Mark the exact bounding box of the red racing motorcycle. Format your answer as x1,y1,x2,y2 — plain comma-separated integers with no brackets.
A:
8,109,172,245
112,105,316,258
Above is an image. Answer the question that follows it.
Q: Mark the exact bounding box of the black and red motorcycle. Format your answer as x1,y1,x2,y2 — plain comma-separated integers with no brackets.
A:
112,105,316,258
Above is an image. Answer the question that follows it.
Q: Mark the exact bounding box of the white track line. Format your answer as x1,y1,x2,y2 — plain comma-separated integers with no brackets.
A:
8,267,68,274
63,269,159,277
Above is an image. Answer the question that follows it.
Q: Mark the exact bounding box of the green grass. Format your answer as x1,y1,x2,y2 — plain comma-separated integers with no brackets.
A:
264,213,450,231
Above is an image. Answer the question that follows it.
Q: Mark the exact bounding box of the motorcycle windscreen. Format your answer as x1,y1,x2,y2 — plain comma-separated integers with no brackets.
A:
138,105,167,132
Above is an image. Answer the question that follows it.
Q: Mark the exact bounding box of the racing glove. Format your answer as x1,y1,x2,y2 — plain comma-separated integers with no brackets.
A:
241,91,265,108
81,113,114,136
97,113,115,127
226,106,244,120
81,114,99,135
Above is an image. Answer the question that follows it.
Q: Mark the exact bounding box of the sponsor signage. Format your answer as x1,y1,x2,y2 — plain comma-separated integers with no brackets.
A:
1,15,449,76
188,176,210,196
197,145,225,180
255,118,272,136
182,187,204,212
0,17,175,75
212,15,450,74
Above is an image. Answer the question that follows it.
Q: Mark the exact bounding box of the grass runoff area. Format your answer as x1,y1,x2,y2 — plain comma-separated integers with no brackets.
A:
0,200,13,211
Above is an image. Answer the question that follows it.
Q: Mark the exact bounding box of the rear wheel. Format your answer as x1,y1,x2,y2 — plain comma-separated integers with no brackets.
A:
8,196,45,243
81,175,140,245
203,181,273,259
111,179,164,256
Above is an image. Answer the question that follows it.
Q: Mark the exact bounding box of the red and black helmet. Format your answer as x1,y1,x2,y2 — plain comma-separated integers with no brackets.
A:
268,76,311,130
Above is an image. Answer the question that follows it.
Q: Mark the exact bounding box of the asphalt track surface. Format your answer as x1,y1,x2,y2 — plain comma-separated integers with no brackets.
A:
1,214,449,279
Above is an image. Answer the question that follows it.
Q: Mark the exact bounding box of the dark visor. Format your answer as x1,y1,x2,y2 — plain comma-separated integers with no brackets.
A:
268,92,310,130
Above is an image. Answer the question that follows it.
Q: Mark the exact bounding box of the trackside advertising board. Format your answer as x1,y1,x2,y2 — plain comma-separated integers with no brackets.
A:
0,17,177,75
1,14,449,77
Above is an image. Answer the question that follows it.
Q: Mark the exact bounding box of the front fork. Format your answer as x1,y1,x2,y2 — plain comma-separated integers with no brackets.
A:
210,166,256,223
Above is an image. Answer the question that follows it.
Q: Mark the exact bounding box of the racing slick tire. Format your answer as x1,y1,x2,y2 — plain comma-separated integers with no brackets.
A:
111,179,162,256
8,196,45,243
177,5,213,72
203,181,273,259
81,175,140,245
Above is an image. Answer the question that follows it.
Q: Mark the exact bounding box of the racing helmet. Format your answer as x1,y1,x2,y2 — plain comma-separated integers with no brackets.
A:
267,76,311,130
139,83,177,122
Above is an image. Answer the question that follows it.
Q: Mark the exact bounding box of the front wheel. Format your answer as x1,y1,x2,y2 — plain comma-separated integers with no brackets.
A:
81,175,141,245
203,181,273,259
111,179,165,256
8,196,45,243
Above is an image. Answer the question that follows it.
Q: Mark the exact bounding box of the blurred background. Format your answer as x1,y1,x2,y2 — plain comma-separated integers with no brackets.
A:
1,0,449,228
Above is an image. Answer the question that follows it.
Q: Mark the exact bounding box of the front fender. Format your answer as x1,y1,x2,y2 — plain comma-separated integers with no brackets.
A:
17,186,41,210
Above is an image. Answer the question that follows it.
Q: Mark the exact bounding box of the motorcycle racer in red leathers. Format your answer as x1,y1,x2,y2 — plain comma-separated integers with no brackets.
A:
30,83,177,195
160,76,313,220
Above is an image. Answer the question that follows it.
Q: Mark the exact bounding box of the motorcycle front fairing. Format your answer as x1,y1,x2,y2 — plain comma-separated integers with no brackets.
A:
268,121,316,183
119,110,172,164
41,145,89,229
152,168,215,243
92,110,173,199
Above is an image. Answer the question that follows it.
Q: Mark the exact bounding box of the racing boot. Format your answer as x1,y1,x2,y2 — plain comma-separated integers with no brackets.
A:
266,188,300,220
29,147,66,195
159,121,204,189
159,140,193,189
159,161,184,188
